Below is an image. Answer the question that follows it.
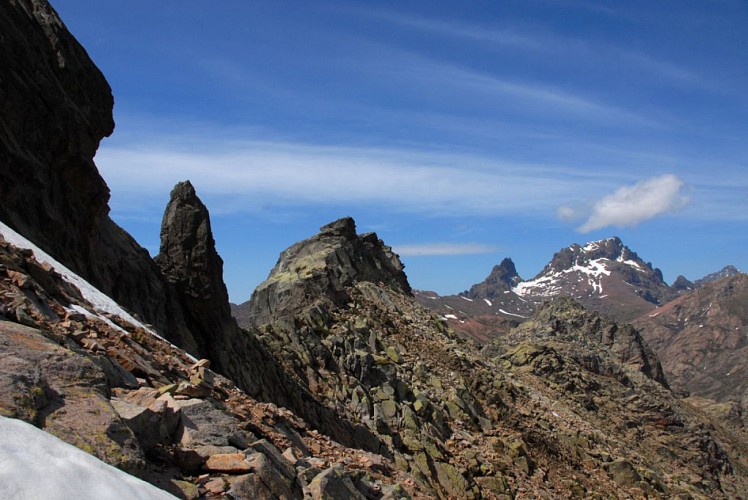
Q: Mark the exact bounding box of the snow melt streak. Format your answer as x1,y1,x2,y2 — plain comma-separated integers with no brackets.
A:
0,221,196,361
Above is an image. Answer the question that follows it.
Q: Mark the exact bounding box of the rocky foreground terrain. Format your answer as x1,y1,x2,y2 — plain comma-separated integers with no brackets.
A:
3,0,748,498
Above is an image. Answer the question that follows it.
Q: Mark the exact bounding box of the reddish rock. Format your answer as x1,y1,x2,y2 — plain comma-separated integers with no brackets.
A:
203,453,252,473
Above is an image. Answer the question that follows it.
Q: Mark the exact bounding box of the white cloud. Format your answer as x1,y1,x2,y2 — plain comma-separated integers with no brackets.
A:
393,243,496,257
556,205,581,222
562,174,688,233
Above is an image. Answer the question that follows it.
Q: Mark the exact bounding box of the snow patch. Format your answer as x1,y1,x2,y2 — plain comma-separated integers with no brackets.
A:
443,314,458,320
0,416,176,499
483,299,492,307
616,255,644,271
582,242,599,252
499,309,528,319
460,296,474,302
513,258,611,297
68,305,128,335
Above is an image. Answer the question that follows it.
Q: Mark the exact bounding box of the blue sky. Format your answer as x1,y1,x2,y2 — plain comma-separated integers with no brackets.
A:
51,0,747,302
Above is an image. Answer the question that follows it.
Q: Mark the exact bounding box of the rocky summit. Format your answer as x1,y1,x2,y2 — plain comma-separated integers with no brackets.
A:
3,0,748,499
243,216,411,327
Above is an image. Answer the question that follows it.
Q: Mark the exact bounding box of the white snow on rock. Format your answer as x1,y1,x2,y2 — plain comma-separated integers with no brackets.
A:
443,314,458,320
484,299,492,307
460,296,474,302
0,221,146,329
513,258,612,297
0,220,196,362
68,304,129,335
499,309,527,319
0,416,176,500
582,242,599,252
616,255,644,271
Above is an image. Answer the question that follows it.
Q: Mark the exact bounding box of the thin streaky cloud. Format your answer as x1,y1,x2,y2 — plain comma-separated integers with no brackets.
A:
95,137,604,217
366,11,543,51
365,11,710,91
358,47,664,128
95,131,743,224
393,243,497,257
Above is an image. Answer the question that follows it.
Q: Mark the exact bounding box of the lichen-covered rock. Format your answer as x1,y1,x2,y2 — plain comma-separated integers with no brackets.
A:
245,217,410,327
307,465,366,500
0,320,144,471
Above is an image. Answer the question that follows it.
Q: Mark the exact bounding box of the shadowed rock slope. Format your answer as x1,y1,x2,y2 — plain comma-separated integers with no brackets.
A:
153,183,385,456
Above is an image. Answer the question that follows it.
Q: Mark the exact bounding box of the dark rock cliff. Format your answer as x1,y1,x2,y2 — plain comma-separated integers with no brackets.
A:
0,3,378,453
0,0,201,352
153,186,386,453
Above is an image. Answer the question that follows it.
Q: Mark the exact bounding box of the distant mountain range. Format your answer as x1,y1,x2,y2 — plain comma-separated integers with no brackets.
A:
415,236,741,342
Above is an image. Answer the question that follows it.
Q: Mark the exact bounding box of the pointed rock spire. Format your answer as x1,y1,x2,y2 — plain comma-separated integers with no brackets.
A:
465,257,521,300
155,180,233,359
156,180,229,306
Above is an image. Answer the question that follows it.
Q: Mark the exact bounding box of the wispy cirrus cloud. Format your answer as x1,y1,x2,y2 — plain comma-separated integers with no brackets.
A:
559,174,689,232
95,134,594,218
392,243,496,257
365,10,709,91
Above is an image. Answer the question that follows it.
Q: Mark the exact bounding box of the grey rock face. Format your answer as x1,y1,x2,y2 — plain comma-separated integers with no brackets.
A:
0,320,144,471
505,296,669,388
247,217,411,327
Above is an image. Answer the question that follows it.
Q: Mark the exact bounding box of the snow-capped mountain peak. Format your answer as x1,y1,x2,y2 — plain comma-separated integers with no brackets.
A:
510,237,674,321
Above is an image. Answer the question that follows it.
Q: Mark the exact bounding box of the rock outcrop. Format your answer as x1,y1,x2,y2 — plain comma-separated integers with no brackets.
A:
672,274,695,292
495,296,669,389
236,218,748,497
695,265,742,287
0,0,113,267
246,217,410,327
152,186,386,456
0,0,209,356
